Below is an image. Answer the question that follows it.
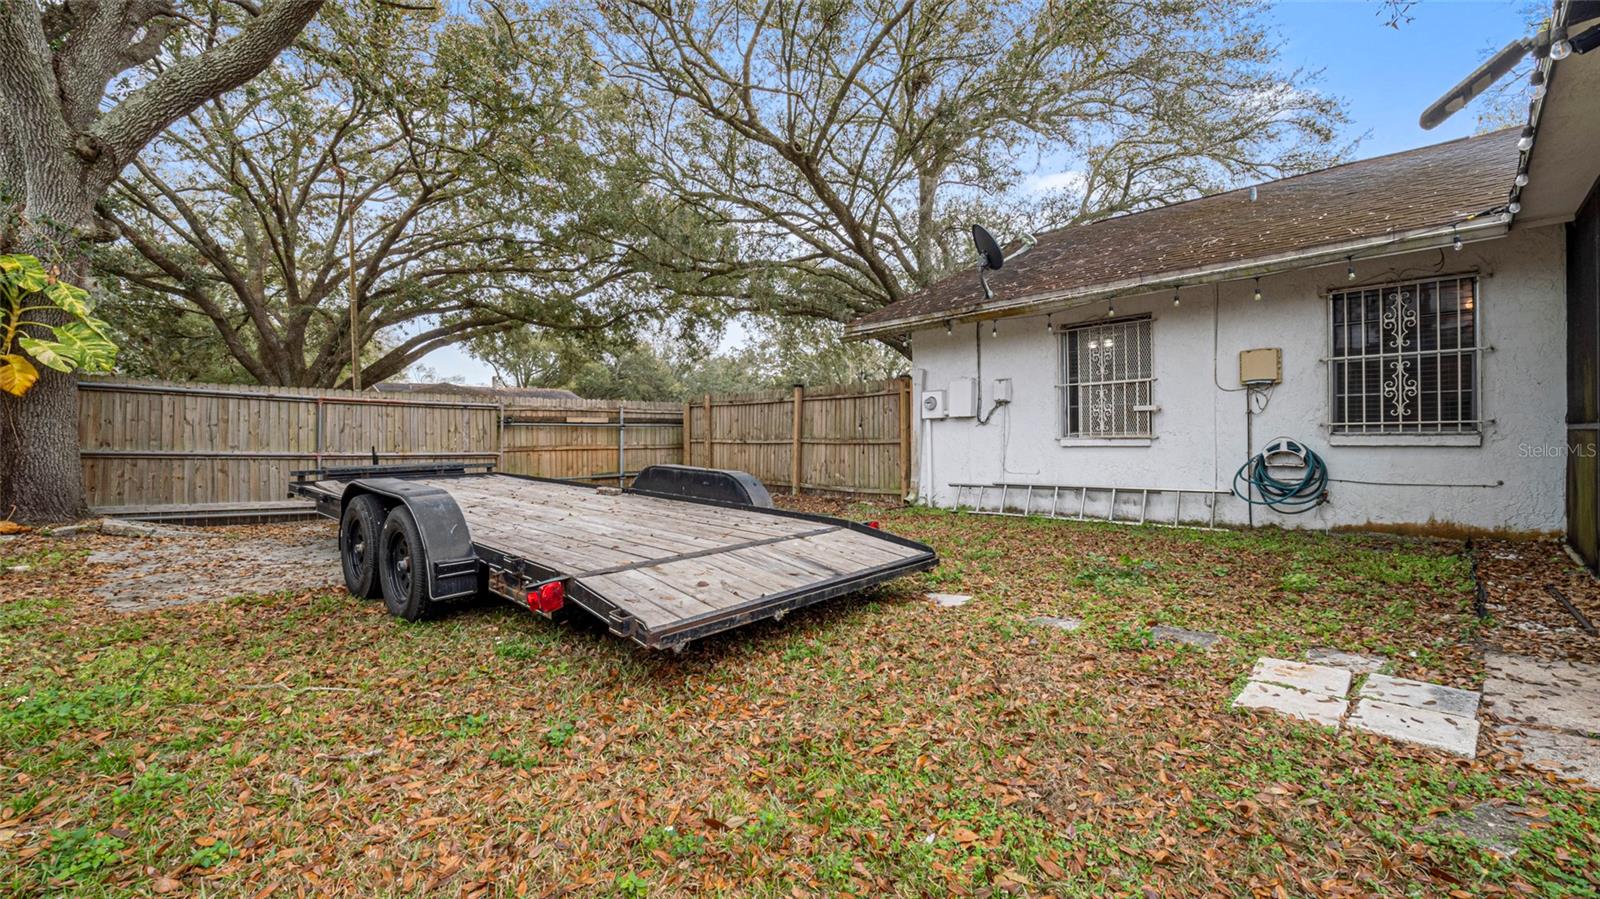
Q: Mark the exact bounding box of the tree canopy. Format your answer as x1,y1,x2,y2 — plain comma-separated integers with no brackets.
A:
94,1,721,388
593,0,1349,349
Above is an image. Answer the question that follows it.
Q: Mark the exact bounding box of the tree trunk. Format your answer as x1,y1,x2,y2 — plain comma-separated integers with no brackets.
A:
1,198,94,523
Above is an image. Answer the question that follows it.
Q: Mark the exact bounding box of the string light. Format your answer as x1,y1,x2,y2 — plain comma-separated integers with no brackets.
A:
1515,171,1529,188
991,321,997,337
1252,278,1262,302
1531,69,1547,100
1550,26,1572,60
1452,226,1463,252
945,320,952,335
1171,286,1180,308
1045,313,1053,333
1106,301,1116,318
1517,126,1534,152
1346,256,1356,282
1509,201,1522,214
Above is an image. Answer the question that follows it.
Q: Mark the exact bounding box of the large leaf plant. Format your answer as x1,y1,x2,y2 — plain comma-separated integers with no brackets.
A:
0,254,117,397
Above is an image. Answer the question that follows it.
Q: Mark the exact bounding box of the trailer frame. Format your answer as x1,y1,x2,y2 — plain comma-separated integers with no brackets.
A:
290,462,937,650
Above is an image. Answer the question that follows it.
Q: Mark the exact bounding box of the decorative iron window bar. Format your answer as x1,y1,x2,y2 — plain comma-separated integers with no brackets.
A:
1326,275,1483,435
1057,316,1155,439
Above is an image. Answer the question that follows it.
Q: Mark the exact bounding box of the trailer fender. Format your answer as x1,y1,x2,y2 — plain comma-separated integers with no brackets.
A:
630,465,774,507
340,478,479,601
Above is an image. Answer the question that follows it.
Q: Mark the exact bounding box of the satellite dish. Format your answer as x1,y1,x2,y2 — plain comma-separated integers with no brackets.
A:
971,224,1004,301
972,224,1005,271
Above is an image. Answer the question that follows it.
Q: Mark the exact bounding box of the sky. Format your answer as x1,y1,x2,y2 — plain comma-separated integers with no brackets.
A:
415,0,1537,386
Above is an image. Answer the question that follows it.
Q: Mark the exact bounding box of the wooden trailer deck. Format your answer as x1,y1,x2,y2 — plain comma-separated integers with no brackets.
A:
298,472,935,646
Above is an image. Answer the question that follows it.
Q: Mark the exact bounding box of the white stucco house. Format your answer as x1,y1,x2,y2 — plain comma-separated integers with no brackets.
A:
846,2,1600,555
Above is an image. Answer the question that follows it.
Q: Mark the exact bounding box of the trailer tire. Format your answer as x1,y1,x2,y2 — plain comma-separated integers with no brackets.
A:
377,507,431,621
339,494,386,599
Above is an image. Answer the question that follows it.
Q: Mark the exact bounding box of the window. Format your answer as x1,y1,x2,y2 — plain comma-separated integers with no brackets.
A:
1328,276,1480,435
1058,316,1154,439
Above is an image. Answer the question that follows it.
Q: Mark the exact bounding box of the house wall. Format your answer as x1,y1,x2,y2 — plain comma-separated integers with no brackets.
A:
908,225,1568,534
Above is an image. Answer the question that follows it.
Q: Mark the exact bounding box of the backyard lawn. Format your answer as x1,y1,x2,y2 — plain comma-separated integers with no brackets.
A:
2,505,1598,897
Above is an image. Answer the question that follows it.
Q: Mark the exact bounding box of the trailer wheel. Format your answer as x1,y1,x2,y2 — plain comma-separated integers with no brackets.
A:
339,494,386,599
377,506,431,621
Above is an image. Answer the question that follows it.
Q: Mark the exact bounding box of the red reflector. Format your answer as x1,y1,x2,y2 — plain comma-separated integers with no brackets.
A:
865,521,880,529
526,580,565,613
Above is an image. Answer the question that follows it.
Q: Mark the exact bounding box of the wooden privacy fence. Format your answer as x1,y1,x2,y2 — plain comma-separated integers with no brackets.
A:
683,378,913,497
76,376,910,514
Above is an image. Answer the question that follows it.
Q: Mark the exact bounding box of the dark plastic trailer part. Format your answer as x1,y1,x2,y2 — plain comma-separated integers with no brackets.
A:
289,463,937,650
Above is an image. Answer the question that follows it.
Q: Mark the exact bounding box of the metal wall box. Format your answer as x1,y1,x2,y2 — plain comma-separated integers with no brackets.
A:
1239,348,1283,385
947,377,978,418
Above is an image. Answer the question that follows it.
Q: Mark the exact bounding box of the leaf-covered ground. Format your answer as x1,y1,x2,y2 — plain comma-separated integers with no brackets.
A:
2,507,1598,897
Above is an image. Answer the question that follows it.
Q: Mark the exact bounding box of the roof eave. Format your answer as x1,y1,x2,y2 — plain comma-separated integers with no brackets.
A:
844,214,1511,340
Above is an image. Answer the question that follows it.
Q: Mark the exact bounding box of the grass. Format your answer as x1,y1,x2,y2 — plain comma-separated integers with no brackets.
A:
0,508,1596,896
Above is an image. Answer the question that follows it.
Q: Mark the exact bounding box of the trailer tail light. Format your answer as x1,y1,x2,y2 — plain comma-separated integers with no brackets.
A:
865,521,880,529
527,580,565,614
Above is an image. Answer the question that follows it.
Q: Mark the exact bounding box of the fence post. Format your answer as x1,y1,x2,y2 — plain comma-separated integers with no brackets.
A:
898,376,912,500
681,402,692,465
617,404,626,487
790,384,804,495
497,401,505,473
703,394,713,468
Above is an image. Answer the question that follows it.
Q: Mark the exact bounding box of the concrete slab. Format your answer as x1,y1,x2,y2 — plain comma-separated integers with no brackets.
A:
1494,724,1600,786
1234,681,1347,728
1250,658,1352,698
1424,802,1533,857
1305,647,1389,675
1028,616,1082,631
1360,674,1481,718
927,593,971,608
1150,625,1225,649
1483,653,1600,736
1347,698,1481,758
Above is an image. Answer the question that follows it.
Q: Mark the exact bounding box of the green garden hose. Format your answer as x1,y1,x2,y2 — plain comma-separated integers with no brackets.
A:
1232,438,1328,513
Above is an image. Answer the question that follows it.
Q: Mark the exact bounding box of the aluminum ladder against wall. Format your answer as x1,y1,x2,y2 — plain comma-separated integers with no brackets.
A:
949,482,1231,529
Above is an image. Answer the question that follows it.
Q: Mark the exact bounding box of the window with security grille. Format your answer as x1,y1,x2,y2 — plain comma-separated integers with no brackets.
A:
1058,316,1154,438
1328,276,1480,434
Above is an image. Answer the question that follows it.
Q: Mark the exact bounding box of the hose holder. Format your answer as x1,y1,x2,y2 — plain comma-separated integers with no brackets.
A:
1233,436,1329,513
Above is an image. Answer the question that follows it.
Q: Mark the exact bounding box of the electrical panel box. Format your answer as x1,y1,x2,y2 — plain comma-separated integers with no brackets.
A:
919,390,947,419
1239,348,1283,386
991,378,1013,404
946,377,978,418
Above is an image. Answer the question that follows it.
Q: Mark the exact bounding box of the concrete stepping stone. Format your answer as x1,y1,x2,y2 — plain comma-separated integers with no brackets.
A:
1482,653,1600,735
1028,616,1082,631
1361,674,1482,718
1483,652,1600,787
1425,802,1534,857
1348,674,1481,758
1150,625,1224,649
1305,647,1388,674
1250,657,1352,697
927,593,971,608
1234,680,1347,727
1494,724,1600,785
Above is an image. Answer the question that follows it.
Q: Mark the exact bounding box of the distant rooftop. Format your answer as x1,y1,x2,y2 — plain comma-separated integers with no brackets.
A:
372,381,580,401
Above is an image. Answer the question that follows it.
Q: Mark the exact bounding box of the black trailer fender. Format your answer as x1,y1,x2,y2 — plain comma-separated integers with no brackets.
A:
339,478,480,601
631,464,773,507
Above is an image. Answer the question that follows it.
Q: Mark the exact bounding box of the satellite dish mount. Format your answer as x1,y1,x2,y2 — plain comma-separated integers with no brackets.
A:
971,224,1004,301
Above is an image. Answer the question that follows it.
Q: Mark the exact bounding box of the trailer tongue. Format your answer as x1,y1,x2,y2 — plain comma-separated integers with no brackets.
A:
290,464,936,650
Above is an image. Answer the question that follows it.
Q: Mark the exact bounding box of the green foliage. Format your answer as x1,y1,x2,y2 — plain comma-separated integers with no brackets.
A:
188,839,237,869
40,828,124,884
0,255,116,396
1280,571,1319,593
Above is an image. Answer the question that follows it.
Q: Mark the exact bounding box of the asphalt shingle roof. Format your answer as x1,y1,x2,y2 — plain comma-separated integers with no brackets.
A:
848,128,1520,336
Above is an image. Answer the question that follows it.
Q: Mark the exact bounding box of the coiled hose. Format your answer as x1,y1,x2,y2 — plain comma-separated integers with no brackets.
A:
1232,439,1328,513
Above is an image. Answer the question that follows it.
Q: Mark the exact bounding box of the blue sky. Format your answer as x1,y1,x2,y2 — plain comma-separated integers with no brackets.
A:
417,0,1537,386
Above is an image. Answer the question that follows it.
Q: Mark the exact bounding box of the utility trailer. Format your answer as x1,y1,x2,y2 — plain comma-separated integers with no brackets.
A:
289,463,937,650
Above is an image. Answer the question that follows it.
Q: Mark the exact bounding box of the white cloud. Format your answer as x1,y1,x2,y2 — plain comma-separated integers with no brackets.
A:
1024,169,1087,195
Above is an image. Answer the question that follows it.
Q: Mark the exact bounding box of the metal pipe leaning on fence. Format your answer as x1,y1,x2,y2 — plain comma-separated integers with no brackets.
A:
1232,437,1330,513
